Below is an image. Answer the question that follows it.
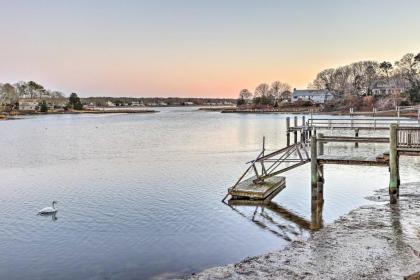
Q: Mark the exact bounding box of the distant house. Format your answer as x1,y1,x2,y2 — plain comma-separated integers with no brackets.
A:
291,89,334,104
106,101,116,107
183,101,194,106
18,99,39,111
131,101,144,107
371,80,406,96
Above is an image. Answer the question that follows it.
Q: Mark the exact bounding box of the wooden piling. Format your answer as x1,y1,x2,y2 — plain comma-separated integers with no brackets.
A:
355,128,359,148
317,163,324,202
311,136,318,202
318,133,324,156
294,116,298,144
286,117,290,146
311,200,323,230
389,124,399,204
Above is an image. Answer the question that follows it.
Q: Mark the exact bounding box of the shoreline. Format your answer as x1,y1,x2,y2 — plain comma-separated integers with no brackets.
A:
0,109,158,120
187,183,420,280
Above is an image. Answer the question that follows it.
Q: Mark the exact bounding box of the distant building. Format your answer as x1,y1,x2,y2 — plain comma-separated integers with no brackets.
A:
371,80,406,96
18,99,39,111
106,101,116,107
183,101,194,106
291,89,334,104
131,101,144,107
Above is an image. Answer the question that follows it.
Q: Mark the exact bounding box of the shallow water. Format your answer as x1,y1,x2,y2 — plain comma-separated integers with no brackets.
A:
0,108,419,279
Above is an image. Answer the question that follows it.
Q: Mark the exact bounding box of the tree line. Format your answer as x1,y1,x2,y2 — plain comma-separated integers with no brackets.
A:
310,52,420,103
237,81,291,106
0,81,65,105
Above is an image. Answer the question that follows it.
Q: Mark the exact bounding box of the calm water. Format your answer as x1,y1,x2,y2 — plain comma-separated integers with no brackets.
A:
1,108,419,280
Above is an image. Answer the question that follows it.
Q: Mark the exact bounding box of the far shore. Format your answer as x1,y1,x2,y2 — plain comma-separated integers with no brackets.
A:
0,109,158,120
199,106,420,119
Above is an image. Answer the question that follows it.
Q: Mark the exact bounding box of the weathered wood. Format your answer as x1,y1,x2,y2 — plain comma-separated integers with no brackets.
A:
355,128,359,148
311,200,323,230
294,116,298,144
389,124,399,204
318,136,389,143
318,133,324,156
311,136,318,202
228,176,286,200
286,117,290,146
317,163,324,202
318,154,389,166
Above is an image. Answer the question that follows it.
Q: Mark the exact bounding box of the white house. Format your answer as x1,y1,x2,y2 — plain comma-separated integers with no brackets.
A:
19,99,39,111
371,80,406,96
291,89,334,104
106,100,116,107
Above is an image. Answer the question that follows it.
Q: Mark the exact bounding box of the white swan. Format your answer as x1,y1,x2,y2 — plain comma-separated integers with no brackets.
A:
38,201,58,215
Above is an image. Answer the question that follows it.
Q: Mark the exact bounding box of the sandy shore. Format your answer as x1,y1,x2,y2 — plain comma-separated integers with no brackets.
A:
187,183,420,280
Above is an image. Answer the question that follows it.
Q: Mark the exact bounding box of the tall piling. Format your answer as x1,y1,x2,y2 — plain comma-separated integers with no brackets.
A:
294,116,298,144
355,128,359,148
318,133,324,156
286,117,290,146
389,124,399,204
311,136,318,202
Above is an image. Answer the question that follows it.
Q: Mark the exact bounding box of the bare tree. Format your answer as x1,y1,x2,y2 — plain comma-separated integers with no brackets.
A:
238,89,252,101
254,83,270,98
0,83,18,105
270,81,291,101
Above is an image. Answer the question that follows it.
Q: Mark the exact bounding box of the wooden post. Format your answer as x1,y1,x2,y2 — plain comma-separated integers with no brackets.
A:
311,199,323,230
389,124,399,204
317,163,324,202
318,133,324,156
262,136,266,156
294,116,298,144
286,117,290,146
311,136,318,202
302,115,306,142
355,128,359,148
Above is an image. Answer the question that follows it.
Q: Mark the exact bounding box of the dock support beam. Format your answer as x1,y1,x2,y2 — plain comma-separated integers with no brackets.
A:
294,116,298,144
389,124,399,204
286,117,290,146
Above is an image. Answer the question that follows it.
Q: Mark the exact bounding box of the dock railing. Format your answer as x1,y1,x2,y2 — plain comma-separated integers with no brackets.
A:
397,127,420,150
307,117,420,130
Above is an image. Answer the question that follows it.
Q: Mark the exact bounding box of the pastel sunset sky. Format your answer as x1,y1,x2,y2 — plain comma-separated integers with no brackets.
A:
1,0,420,97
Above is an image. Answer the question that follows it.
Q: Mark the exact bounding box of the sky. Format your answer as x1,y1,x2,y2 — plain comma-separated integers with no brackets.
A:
1,0,420,98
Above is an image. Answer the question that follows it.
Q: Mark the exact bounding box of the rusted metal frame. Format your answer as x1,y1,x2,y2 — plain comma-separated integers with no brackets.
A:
254,144,296,163
222,164,254,202
263,145,298,174
258,160,310,180
295,143,304,161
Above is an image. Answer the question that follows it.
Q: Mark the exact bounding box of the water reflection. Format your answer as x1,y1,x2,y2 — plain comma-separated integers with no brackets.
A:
38,212,58,222
227,199,324,242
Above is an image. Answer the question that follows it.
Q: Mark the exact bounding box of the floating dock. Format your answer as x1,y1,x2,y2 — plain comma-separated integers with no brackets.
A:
228,176,285,202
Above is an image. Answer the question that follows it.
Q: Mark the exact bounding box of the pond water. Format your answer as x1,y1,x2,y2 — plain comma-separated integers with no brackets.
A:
1,107,419,279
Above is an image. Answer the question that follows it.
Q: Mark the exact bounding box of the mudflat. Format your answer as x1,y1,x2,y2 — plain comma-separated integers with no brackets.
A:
188,183,420,280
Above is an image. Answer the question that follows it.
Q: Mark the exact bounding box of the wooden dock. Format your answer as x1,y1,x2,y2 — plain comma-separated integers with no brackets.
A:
224,117,420,208
318,154,389,166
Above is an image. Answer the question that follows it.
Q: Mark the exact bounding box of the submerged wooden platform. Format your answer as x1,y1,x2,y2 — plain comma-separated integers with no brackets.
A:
228,176,286,201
